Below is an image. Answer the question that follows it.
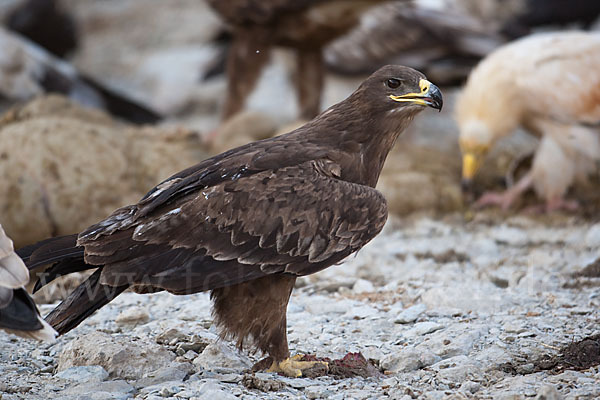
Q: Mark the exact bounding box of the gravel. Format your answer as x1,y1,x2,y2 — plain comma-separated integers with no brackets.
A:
1,214,599,399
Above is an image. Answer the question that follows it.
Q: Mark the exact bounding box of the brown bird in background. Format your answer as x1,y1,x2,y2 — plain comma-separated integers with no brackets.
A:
0,224,56,341
20,65,442,377
5,0,78,59
325,1,503,86
207,0,389,120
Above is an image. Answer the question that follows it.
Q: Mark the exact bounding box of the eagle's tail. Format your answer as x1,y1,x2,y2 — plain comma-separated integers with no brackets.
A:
44,269,128,335
18,235,128,335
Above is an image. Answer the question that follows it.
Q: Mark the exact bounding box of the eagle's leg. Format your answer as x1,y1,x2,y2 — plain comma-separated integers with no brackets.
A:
474,171,534,210
210,275,294,366
222,26,271,120
296,48,323,120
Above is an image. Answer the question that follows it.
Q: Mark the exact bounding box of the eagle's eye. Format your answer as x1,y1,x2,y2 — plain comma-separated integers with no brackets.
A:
386,78,401,89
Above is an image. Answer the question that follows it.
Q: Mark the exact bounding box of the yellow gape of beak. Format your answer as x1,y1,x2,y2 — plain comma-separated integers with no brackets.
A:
389,79,443,110
462,152,480,181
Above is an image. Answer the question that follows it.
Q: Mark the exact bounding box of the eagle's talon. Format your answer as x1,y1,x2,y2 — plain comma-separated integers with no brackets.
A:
267,356,329,377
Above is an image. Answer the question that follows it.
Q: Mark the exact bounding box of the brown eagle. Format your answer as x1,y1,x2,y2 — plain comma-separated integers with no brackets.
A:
18,65,442,376
207,0,388,120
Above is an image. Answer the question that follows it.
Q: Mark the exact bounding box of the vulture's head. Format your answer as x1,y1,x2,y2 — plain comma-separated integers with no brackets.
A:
458,120,495,191
354,65,443,116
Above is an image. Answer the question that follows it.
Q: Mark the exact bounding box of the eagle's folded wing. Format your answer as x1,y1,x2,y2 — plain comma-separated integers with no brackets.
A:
78,159,387,292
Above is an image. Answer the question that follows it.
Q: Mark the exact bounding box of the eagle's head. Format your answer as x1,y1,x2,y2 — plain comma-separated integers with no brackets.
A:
357,65,443,115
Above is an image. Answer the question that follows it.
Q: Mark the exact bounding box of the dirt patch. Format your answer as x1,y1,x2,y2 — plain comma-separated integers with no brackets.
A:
560,335,600,371
563,259,600,289
574,259,600,278
501,334,600,375
395,249,470,264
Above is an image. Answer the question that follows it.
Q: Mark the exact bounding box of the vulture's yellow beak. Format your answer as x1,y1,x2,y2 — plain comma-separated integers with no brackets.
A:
390,79,443,111
460,145,488,191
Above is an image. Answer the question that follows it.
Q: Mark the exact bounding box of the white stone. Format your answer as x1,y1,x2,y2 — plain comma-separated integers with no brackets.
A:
193,342,251,372
115,306,150,326
584,224,600,248
55,365,109,383
394,304,427,324
352,278,375,293
404,322,444,337
57,331,175,380
489,226,528,246
380,348,440,373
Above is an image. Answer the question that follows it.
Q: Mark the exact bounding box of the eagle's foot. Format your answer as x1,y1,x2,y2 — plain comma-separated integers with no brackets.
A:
267,354,329,377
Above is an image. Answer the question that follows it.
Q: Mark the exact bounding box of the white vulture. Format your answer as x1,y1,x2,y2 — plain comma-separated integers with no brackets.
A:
457,31,600,212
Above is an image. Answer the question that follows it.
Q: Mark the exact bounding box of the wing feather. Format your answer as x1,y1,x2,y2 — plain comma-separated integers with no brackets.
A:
80,159,387,290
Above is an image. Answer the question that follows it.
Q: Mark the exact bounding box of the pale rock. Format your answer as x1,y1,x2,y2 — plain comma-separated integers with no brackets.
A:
421,284,505,313
461,380,481,394
137,380,185,398
135,362,193,388
584,224,600,248
57,331,175,380
62,380,134,399
380,348,440,373
404,322,444,337
194,381,238,400
304,297,356,315
535,385,563,400
489,226,528,246
55,365,109,383
434,356,483,382
344,304,378,319
155,328,188,345
193,342,251,372
115,306,150,326
352,278,375,293
306,385,333,399
427,328,487,359
394,304,427,324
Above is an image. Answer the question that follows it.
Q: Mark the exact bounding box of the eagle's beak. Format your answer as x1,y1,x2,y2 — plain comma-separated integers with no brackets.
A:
460,152,481,191
390,79,443,111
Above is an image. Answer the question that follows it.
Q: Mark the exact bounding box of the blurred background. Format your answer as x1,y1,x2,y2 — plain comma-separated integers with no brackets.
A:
0,0,600,251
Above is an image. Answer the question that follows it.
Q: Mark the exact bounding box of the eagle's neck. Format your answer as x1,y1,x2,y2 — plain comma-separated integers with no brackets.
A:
303,100,420,188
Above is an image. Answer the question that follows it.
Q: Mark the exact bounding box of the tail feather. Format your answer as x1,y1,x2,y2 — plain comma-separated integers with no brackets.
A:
27,235,83,270
17,234,81,269
45,269,128,335
17,234,76,260
32,258,91,293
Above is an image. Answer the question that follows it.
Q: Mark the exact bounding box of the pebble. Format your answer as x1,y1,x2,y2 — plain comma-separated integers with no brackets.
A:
193,342,251,372
380,348,440,373
115,306,150,326
57,331,175,380
404,322,444,337
55,365,109,383
489,226,529,246
584,224,600,248
352,279,375,293
135,362,193,388
394,304,427,324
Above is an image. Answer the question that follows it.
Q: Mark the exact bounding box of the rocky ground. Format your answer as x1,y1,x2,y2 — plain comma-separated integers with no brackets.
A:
1,213,600,400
